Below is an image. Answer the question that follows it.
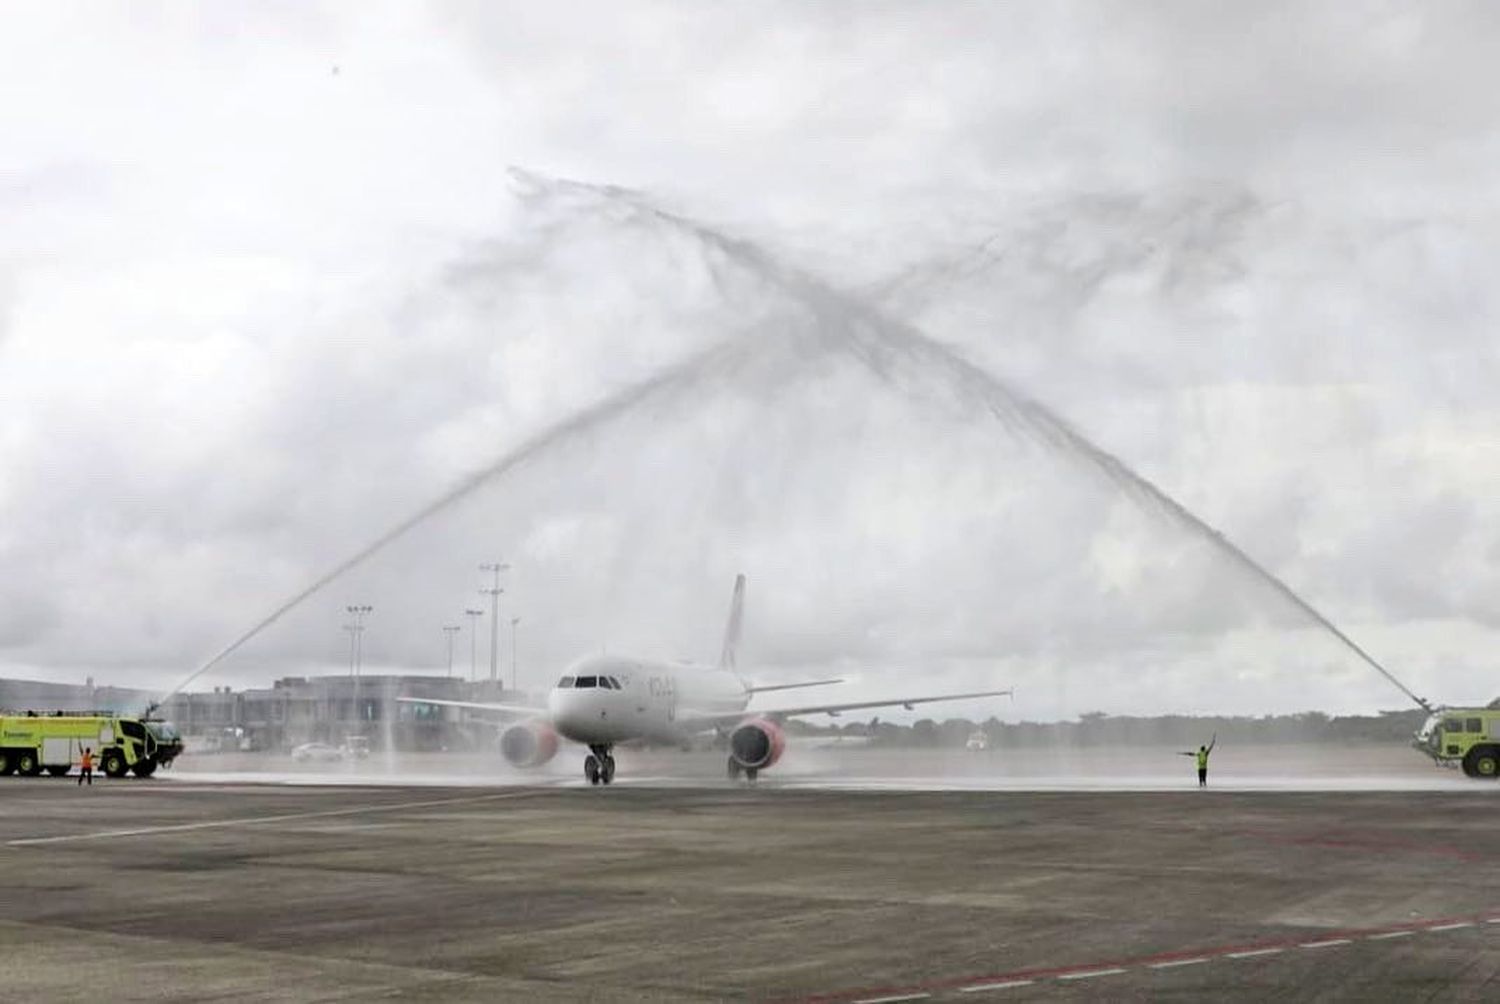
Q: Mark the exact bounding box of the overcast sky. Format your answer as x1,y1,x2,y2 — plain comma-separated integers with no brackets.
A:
4,2,1500,720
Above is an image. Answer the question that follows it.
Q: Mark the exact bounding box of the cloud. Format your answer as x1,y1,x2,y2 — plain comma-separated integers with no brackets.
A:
2,4,1499,720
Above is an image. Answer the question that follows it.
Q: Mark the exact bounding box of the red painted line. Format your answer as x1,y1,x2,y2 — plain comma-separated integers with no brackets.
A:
790,911,1498,1003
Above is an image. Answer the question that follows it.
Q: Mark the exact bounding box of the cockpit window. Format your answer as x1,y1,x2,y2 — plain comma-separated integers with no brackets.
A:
557,676,575,688
606,676,621,690
575,676,598,688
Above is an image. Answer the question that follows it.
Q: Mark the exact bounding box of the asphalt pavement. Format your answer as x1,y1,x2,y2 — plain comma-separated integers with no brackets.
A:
2,779,1498,1001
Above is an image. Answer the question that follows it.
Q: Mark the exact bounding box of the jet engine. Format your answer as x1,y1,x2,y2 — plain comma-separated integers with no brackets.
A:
728,717,786,772
500,719,559,767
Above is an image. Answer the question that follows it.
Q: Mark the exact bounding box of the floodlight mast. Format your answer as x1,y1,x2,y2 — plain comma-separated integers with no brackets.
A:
346,605,372,727
443,625,461,678
464,608,484,682
480,562,509,686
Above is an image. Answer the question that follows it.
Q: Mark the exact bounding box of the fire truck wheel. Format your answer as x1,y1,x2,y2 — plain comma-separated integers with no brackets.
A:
102,752,127,778
1466,747,1500,779
0,752,13,776
16,752,40,776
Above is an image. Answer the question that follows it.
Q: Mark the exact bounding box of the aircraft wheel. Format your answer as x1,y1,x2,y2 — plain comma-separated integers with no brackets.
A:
600,755,615,785
584,754,600,786
726,757,741,781
745,767,758,785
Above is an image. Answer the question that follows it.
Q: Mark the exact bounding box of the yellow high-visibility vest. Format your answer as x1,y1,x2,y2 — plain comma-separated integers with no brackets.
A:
1196,749,1209,769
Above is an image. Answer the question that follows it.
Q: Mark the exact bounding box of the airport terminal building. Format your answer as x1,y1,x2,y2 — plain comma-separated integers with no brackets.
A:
0,674,515,753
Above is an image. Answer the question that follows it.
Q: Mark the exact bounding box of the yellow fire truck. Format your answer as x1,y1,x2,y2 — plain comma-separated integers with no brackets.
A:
0,712,184,778
1413,705,1500,778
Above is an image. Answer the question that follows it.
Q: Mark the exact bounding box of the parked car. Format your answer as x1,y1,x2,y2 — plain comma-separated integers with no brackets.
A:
291,742,344,763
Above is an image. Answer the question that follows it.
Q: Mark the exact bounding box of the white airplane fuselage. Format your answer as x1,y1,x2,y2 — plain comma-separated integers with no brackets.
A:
402,573,1011,785
548,653,750,746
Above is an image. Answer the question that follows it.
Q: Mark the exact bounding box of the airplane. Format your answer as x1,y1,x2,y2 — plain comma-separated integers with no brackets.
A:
398,574,1012,785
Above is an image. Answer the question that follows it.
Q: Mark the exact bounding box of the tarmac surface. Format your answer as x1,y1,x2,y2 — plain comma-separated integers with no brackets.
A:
168,741,1476,792
3,769,1500,1001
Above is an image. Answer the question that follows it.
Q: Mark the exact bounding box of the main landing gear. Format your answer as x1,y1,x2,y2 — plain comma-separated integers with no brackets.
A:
726,758,758,784
584,744,616,786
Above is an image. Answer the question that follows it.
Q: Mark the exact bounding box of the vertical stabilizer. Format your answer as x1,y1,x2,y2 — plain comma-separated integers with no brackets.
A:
718,574,746,670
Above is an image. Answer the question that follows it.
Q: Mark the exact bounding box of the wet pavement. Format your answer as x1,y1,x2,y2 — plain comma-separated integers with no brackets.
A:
2,776,1499,1000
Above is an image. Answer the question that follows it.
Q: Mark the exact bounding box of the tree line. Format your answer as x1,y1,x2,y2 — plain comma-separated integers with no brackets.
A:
785,708,1430,748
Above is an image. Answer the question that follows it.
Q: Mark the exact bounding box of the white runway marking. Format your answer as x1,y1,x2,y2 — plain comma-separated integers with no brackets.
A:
1056,968,1127,981
1148,957,1209,969
1299,939,1352,949
958,979,1036,991
5,790,536,846
852,994,930,1003
1226,948,1285,959
1427,922,1474,932
1368,930,1415,940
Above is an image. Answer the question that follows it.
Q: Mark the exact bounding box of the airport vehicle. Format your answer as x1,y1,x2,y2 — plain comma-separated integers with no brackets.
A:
0,712,183,778
291,741,345,763
400,574,1011,785
1413,705,1500,777
965,729,990,752
342,735,370,759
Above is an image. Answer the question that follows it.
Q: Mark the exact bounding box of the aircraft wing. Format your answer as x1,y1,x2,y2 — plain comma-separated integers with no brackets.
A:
394,696,547,718
682,688,1013,729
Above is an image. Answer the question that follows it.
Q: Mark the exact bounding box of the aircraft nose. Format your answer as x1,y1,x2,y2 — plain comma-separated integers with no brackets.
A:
549,691,607,740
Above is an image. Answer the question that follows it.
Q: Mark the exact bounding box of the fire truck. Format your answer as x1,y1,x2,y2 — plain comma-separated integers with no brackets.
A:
1413,704,1500,778
0,712,184,778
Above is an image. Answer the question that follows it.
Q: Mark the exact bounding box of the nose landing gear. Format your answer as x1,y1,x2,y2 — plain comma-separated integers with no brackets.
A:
726,758,758,784
584,745,616,785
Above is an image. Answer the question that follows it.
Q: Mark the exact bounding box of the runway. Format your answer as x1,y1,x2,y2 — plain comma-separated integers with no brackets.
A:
3,775,1499,1001
163,741,1477,792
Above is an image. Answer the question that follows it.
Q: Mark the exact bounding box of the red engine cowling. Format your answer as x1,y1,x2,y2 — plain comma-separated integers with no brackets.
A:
728,717,786,771
500,719,559,767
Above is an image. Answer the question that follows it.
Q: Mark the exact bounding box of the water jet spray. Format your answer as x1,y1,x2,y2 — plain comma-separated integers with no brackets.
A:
513,170,1432,714
151,169,1432,721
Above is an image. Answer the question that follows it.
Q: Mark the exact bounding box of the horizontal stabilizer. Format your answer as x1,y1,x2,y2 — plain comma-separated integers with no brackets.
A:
745,678,845,694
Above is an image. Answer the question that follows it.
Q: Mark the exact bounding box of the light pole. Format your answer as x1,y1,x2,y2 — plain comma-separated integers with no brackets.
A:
341,622,357,738
443,625,461,678
346,604,372,728
480,562,509,685
510,616,521,690
464,608,484,683
343,623,358,677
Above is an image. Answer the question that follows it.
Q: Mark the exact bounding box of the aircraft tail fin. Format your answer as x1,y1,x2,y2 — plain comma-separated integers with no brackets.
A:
718,573,746,670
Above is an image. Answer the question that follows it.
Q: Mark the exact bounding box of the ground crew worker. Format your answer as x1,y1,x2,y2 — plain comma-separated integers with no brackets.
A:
78,747,93,787
1178,734,1216,787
